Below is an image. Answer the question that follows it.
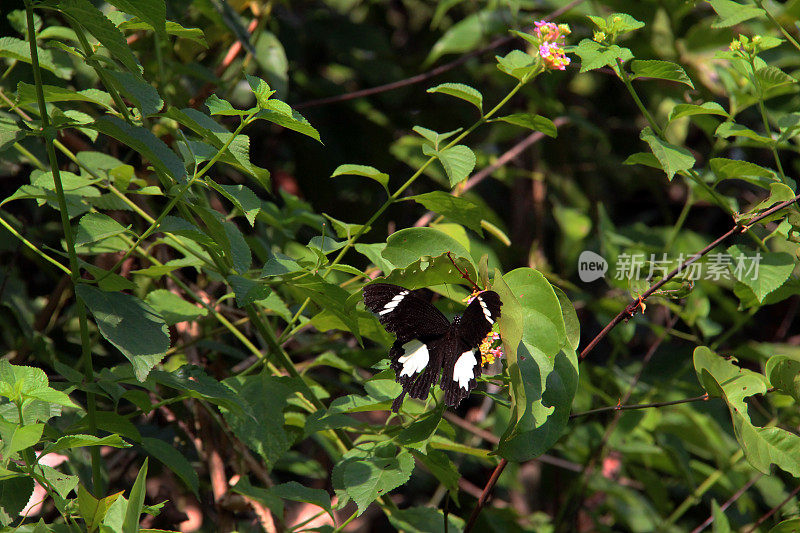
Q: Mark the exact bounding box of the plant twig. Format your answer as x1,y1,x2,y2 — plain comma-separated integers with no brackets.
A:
743,483,800,533
579,193,800,362
690,474,762,533
569,393,711,419
295,0,586,109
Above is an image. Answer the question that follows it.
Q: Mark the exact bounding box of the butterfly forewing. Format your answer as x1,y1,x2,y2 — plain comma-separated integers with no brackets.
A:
440,291,502,406
457,291,502,347
363,283,450,341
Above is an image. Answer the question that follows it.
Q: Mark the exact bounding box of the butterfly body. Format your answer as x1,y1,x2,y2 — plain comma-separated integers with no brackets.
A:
362,283,502,411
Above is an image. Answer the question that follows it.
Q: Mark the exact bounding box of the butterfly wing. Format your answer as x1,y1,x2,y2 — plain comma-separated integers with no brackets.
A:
363,283,450,342
440,291,502,407
363,283,451,410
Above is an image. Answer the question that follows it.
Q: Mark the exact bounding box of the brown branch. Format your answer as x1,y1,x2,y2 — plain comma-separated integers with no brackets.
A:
295,0,586,109
690,474,763,533
464,458,508,533
579,193,800,362
744,483,800,533
569,393,711,419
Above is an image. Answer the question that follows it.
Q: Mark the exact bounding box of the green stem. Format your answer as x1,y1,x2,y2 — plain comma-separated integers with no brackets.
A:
334,510,358,533
665,189,693,251
24,0,103,495
100,114,255,279
0,213,71,275
754,0,800,53
661,449,744,528
616,59,734,214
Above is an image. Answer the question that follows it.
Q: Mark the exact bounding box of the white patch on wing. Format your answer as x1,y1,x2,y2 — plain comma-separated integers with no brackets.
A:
379,290,409,315
478,297,493,324
453,350,477,390
398,340,429,377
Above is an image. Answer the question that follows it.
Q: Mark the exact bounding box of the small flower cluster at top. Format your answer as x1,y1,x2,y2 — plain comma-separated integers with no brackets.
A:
463,289,504,366
729,34,764,57
533,21,571,71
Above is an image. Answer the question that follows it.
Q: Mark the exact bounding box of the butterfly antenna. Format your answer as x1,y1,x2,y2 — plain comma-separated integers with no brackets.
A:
447,251,482,291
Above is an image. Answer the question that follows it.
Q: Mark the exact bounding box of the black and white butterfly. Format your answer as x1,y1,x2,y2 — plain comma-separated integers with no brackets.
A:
363,283,502,412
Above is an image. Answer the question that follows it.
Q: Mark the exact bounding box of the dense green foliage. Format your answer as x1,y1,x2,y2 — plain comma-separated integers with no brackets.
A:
1,0,800,531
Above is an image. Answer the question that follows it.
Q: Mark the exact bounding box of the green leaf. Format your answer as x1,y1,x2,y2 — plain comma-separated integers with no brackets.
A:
331,164,390,192
78,485,122,533
573,39,633,73
765,353,800,402
388,506,465,533
144,290,207,326
106,0,166,37
227,275,271,307
119,19,206,46
411,448,460,500
707,0,765,28
587,13,645,34
495,268,577,462
246,75,276,109
381,227,473,271
668,102,729,123
495,49,538,81
640,127,695,180
152,366,245,414
715,122,774,145
694,347,800,477
42,434,130,455
434,145,476,187
293,274,361,341
256,100,321,142
756,66,796,93
711,499,731,533
494,113,557,137
3,423,43,456
39,464,78,500
208,183,261,226
167,108,269,188
554,286,580,351
271,481,333,521
141,437,199,496
407,191,488,236
710,158,778,188
426,9,508,64
58,0,142,74
0,37,71,79
222,375,298,470
0,477,35,527
427,82,483,113
769,518,800,533
727,246,795,303
122,457,148,533
631,60,694,88
105,70,163,117
75,212,128,246
91,117,187,184
76,285,169,381
16,82,113,111
377,253,478,292
333,442,414,516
